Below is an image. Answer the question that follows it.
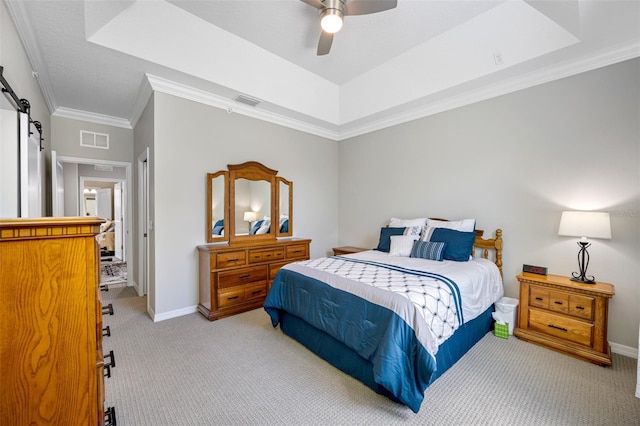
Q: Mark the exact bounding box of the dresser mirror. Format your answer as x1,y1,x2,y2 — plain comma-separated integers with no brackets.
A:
277,177,292,237
207,161,292,244
206,171,228,243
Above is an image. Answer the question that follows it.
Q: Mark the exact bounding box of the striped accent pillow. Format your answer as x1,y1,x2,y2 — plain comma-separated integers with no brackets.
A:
410,241,447,261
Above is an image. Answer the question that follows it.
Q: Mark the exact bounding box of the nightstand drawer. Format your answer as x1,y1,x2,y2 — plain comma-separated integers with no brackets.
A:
529,286,549,308
569,295,594,320
548,290,569,314
529,308,593,347
218,265,268,288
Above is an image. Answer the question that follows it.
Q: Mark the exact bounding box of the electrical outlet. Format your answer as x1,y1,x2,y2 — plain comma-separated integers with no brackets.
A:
493,52,503,65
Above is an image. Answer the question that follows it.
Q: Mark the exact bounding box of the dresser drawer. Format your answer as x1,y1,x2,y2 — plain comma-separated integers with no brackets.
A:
286,244,308,259
218,282,267,308
529,286,549,308
249,248,285,264
217,251,247,269
218,265,268,289
529,308,593,347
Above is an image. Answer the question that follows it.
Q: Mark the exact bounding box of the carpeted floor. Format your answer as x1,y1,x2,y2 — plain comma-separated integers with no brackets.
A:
102,288,640,425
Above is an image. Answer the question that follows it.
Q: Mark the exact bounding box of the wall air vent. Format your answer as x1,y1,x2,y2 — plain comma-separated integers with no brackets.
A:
233,94,262,107
80,130,109,149
94,164,113,172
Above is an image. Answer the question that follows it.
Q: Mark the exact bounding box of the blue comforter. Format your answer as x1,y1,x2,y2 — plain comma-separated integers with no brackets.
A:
264,257,463,413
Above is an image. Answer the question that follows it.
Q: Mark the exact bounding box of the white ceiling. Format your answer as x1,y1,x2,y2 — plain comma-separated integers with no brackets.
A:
5,0,640,140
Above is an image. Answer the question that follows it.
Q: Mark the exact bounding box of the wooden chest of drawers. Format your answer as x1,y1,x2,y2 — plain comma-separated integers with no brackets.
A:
197,238,311,321
514,273,615,366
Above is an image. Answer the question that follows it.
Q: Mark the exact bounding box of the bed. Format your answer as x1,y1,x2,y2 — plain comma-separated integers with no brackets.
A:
264,218,503,413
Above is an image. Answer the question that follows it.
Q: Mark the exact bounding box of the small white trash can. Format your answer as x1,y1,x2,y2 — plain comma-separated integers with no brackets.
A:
495,297,519,335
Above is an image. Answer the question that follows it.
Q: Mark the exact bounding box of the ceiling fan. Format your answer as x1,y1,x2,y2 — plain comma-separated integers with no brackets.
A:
301,0,398,55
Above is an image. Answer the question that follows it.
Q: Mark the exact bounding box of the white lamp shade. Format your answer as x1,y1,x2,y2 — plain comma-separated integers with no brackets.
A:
558,211,611,240
243,211,257,222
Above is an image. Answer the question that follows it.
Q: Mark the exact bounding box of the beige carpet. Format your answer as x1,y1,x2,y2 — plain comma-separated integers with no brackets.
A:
102,288,640,425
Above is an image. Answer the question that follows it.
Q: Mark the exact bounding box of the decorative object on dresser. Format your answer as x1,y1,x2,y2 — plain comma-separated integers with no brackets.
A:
0,217,115,425
557,211,612,284
514,273,615,366
332,246,368,256
200,161,309,320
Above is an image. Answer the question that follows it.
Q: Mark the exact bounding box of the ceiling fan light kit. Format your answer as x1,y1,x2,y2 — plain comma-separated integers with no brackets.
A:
302,0,397,55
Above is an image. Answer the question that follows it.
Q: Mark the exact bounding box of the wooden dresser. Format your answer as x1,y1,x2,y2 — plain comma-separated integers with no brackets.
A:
197,238,311,321
514,273,615,366
0,218,107,425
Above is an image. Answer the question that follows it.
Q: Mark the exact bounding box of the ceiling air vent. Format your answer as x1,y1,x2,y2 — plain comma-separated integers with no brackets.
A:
233,94,261,107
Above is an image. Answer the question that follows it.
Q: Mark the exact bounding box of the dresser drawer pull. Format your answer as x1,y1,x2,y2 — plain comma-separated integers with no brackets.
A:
535,297,543,301
554,301,564,305
104,350,116,378
239,274,251,279
105,406,117,426
251,290,262,295
227,295,240,300
548,324,568,332
576,306,585,310
228,258,239,262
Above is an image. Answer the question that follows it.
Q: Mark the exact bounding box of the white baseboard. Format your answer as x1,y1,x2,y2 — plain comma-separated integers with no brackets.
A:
610,342,638,359
152,305,198,322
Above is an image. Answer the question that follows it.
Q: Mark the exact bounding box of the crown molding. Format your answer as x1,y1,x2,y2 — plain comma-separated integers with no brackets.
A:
339,41,640,140
53,107,132,129
141,74,341,140
4,0,57,114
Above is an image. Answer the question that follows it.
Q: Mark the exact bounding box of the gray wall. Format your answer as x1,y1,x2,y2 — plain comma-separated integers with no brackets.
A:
1,1,50,216
339,59,640,350
148,92,339,317
51,116,133,162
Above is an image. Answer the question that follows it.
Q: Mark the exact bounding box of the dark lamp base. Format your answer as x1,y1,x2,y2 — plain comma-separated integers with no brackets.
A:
570,276,596,284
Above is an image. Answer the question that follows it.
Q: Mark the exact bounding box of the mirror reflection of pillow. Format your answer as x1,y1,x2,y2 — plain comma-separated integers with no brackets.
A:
256,220,271,234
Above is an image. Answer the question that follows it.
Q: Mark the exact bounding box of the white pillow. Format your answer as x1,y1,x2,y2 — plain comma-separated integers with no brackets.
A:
389,235,419,257
389,217,427,228
256,220,271,234
422,218,475,241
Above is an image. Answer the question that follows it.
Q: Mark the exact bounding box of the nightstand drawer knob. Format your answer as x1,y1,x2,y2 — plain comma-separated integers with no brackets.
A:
554,301,564,305
535,297,543,301
548,324,568,332
576,306,585,310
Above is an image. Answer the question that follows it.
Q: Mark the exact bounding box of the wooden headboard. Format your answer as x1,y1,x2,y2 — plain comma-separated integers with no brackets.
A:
473,229,503,277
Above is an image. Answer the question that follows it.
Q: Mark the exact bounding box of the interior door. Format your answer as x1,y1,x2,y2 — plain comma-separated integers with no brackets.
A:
96,188,111,219
19,113,41,217
51,151,64,217
114,182,124,260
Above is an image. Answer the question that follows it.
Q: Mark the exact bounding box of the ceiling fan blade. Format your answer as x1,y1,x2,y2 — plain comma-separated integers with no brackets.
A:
345,0,397,16
317,31,334,56
301,0,325,10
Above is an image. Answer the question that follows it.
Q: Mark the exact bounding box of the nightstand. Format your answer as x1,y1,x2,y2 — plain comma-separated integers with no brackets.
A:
514,273,615,366
332,246,368,256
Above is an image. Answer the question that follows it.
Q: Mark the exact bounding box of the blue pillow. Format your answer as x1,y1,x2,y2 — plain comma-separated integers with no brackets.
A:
375,227,406,253
249,220,264,235
280,219,289,233
410,241,447,261
429,228,475,261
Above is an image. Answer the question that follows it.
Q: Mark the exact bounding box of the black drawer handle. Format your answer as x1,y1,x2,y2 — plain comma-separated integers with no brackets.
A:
105,406,117,426
102,303,114,316
251,290,262,295
100,284,109,292
548,324,568,332
535,297,543,301
103,326,111,337
554,301,564,305
227,258,239,262
576,306,585,310
104,350,116,378
227,296,240,300
239,274,250,279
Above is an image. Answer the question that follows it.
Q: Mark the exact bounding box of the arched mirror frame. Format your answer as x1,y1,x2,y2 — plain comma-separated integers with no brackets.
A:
206,170,228,243
228,161,277,244
276,177,293,238
206,161,294,244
